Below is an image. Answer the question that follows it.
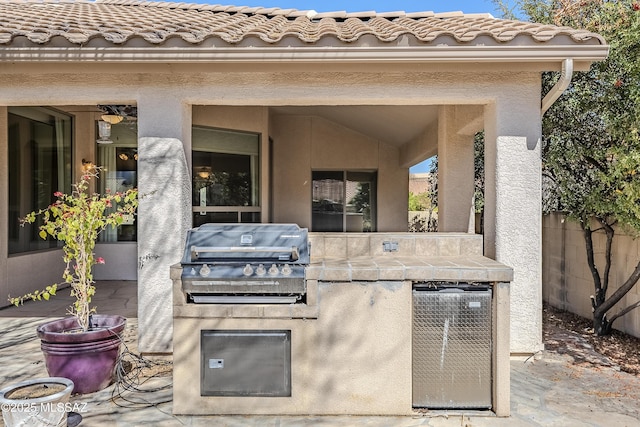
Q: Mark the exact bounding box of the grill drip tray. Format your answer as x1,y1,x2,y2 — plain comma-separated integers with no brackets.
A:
190,295,300,304
182,273,306,296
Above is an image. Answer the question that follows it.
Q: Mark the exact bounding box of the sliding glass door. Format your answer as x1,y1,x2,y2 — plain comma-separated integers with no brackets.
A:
312,171,376,232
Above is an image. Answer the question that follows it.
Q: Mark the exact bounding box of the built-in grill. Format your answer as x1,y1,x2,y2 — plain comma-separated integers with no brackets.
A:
180,223,309,304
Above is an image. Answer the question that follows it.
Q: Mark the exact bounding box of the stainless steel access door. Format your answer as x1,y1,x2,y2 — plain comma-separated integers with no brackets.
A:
201,330,291,397
412,285,492,409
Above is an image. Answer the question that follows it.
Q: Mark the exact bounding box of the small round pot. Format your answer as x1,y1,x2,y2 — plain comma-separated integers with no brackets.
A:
37,315,126,394
0,377,74,427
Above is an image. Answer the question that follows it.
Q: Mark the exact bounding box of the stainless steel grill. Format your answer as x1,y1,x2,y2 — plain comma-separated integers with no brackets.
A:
180,223,309,304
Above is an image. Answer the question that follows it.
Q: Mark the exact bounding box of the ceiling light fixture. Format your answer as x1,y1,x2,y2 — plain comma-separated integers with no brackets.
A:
97,104,137,121
101,114,124,125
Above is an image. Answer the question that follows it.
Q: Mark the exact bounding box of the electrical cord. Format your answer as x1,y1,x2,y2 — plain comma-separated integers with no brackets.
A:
108,329,173,409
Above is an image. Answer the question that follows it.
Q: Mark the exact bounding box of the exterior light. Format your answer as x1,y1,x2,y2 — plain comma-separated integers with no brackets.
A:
81,159,94,172
197,167,212,179
97,120,113,144
100,114,124,124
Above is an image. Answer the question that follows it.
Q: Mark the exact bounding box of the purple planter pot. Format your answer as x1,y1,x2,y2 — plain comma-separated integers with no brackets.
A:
37,315,126,394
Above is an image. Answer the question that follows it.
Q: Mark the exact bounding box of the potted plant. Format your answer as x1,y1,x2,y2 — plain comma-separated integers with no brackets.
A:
0,377,74,427
9,169,138,394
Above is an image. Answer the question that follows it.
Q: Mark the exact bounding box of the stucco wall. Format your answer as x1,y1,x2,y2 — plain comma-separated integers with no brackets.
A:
270,114,408,231
6,252,66,302
174,279,413,415
269,114,312,225
94,243,138,280
0,66,545,352
543,213,640,338
482,77,544,354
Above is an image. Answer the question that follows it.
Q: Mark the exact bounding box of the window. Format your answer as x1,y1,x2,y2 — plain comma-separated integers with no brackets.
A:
97,123,138,242
312,171,376,232
8,107,72,254
192,126,260,226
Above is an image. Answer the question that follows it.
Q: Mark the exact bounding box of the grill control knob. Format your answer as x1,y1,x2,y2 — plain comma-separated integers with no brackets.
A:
199,264,211,277
281,264,292,276
243,264,253,276
268,264,279,276
256,264,266,276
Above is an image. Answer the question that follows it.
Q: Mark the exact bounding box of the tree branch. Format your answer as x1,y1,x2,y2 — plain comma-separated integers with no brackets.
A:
600,219,615,297
594,258,640,321
581,222,604,309
608,299,640,325
583,154,607,173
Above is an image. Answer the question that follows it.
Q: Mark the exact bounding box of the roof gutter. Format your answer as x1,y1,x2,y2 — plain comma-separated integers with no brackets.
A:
0,47,608,64
541,58,574,115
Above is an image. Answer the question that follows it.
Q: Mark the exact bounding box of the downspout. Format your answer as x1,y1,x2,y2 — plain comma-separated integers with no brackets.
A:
541,58,574,114
541,60,573,314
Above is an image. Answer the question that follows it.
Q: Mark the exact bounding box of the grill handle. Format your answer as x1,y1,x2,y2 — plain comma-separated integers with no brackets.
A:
191,245,299,261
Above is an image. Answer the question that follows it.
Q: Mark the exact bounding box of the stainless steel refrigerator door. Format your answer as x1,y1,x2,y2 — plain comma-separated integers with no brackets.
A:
412,288,492,409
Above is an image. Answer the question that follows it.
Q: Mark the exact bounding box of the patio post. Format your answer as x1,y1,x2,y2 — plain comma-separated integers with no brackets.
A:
437,105,483,233
483,85,543,354
136,94,192,353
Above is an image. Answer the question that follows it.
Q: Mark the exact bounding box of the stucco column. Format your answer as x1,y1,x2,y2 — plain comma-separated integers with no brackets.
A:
437,106,482,232
484,85,543,354
0,107,8,301
137,94,192,353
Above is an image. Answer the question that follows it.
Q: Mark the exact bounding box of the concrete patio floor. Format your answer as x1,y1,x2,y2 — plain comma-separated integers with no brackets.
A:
1,281,639,426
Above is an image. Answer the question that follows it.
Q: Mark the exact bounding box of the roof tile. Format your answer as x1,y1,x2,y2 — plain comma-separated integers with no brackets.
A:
0,0,606,47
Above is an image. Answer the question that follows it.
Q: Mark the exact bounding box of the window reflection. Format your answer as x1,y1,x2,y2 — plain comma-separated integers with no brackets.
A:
97,124,138,242
8,107,72,254
192,126,260,224
312,171,376,232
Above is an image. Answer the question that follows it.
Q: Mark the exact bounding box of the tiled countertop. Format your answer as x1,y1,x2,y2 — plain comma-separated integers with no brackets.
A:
172,255,512,319
307,255,513,283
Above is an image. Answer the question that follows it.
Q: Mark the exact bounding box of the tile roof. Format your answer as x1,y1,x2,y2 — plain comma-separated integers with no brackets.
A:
0,0,606,47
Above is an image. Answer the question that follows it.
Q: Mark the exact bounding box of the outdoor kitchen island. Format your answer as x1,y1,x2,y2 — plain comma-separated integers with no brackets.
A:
172,230,513,417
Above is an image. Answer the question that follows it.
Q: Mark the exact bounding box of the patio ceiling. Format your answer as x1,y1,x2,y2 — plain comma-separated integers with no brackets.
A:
271,105,439,148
